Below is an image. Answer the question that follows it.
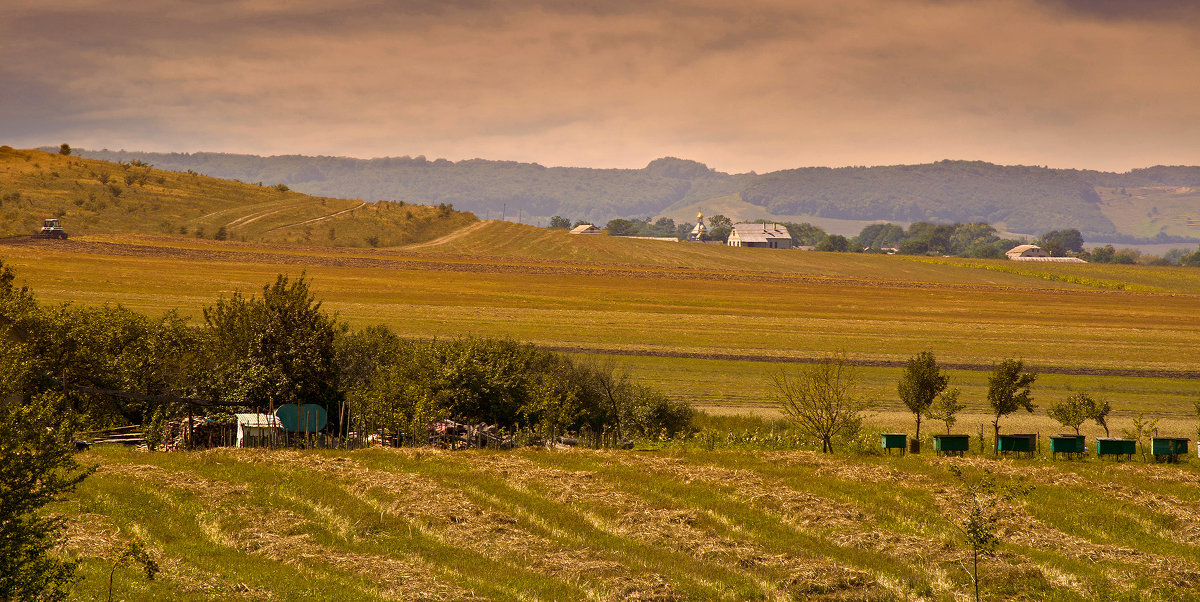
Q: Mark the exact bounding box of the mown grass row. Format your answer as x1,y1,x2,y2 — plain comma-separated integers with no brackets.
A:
59,445,1200,600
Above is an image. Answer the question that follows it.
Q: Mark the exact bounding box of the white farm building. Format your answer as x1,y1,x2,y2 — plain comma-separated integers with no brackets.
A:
1006,244,1087,263
727,223,793,249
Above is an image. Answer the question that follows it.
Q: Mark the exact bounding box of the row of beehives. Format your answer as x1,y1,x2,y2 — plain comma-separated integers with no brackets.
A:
879,432,1192,461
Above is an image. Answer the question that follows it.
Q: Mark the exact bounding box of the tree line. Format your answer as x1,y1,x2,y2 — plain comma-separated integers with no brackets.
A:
0,263,693,441
557,214,1200,266
775,350,1132,456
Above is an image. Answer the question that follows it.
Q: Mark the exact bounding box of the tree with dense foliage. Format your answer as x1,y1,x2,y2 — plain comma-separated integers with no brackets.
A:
1047,392,1105,435
773,352,872,453
815,234,850,252
347,334,693,443
986,359,1037,447
548,215,571,229
1038,229,1084,255
897,351,950,450
856,223,905,249
0,390,90,601
604,219,638,236
1181,245,1200,267
58,143,71,156
781,221,827,246
704,214,732,242
0,263,92,600
927,387,965,434
203,273,339,413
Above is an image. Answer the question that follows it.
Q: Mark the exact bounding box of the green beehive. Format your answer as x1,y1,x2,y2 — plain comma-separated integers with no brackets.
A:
1050,434,1085,458
933,434,970,456
880,433,907,454
996,433,1036,456
1151,437,1189,462
1096,437,1136,459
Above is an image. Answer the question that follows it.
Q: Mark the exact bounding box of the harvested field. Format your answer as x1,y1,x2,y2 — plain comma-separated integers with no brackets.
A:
60,445,1200,601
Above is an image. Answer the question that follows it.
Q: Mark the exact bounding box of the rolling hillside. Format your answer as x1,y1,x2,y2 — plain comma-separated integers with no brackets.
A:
0,147,475,247
73,148,1200,242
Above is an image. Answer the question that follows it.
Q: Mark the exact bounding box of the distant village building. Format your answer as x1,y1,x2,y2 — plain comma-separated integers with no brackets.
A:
569,224,601,235
687,212,707,241
1006,244,1087,263
1005,244,1049,259
727,223,793,249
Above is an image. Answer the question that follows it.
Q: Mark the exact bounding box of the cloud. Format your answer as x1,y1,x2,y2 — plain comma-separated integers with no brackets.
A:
3,0,1199,172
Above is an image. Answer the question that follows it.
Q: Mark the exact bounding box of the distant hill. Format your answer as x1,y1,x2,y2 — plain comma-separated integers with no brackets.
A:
0,147,475,247
73,148,1200,242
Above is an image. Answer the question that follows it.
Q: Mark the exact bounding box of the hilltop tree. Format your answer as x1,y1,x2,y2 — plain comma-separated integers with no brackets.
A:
604,219,637,236
897,351,950,450
774,352,872,453
548,215,571,229
58,143,71,156
986,359,1037,448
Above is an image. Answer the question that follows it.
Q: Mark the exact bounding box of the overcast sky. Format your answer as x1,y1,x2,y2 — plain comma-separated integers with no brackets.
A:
3,0,1199,173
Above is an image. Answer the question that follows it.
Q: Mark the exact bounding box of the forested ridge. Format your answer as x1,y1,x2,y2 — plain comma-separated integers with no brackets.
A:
75,149,1200,239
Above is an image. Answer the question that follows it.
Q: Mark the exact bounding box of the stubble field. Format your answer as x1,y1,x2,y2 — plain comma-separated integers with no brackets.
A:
62,445,1200,601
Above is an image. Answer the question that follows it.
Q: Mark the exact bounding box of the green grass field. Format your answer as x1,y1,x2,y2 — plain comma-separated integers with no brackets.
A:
58,445,1200,601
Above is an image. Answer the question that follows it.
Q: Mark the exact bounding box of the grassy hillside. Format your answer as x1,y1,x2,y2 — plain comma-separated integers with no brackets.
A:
59,445,1200,601
1096,185,1200,240
0,147,475,247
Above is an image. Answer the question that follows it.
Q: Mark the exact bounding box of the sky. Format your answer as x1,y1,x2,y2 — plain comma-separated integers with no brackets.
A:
3,0,1200,174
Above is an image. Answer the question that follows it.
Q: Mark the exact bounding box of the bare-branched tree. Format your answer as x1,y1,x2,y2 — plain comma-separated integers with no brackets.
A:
773,352,872,453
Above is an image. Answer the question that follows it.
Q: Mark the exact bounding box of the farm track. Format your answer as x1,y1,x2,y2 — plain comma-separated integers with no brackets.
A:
264,201,368,232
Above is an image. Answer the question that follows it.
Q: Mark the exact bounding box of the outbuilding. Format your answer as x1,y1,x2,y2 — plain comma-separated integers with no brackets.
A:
727,223,792,249
1006,244,1087,262
569,224,602,235
1006,244,1050,259
235,413,282,448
